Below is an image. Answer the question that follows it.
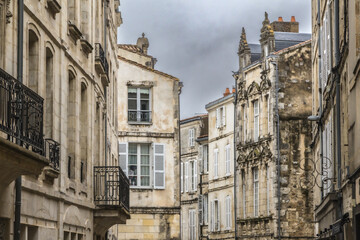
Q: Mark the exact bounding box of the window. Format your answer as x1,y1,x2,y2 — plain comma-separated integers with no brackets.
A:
242,105,246,142
225,144,231,175
203,145,209,173
67,71,76,179
181,162,183,193
242,170,246,218
128,87,151,123
321,3,332,89
211,199,220,231
189,209,196,240
322,117,333,197
80,83,88,184
216,106,226,128
185,161,189,192
189,128,195,147
266,165,270,215
253,100,259,141
28,30,39,93
119,142,165,189
203,194,208,224
253,168,259,217
214,149,219,178
45,48,54,138
190,160,197,192
225,196,231,229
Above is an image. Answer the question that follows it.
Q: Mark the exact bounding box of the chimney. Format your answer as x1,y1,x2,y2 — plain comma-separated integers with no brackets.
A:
223,88,230,97
270,16,299,33
232,87,236,93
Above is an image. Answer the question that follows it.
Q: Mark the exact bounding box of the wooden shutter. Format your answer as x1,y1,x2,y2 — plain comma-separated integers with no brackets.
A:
153,143,165,189
198,195,203,225
181,162,183,193
226,145,231,175
119,142,128,176
216,200,220,231
185,162,189,192
326,5,331,75
216,108,220,128
198,145,203,174
194,160,198,191
211,200,215,231
222,106,226,126
214,149,218,178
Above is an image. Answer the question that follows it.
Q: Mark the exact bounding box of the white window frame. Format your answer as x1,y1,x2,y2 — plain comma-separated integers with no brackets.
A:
216,106,226,128
211,199,220,232
214,148,219,179
185,161,189,192
128,87,151,123
204,194,208,224
181,162,184,193
322,116,333,197
225,144,231,175
128,143,151,188
189,160,197,192
225,196,231,230
189,128,195,147
189,209,196,240
253,100,259,142
203,145,209,173
253,168,259,217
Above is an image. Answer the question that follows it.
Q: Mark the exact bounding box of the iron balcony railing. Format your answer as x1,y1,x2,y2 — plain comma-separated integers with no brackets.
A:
128,110,152,123
95,43,109,75
94,166,130,211
0,68,60,170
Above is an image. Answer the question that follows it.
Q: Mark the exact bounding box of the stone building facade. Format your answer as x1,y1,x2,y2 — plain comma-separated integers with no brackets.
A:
205,90,236,240
234,13,314,239
116,35,181,240
180,114,208,240
0,0,129,239
310,0,360,238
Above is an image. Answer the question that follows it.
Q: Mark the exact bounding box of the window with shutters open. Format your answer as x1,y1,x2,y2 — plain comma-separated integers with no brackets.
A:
214,149,219,179
189,160,197,192
128,143,151,187
210,199,220,231
322,116,333,197
322,4,332,90
225,144,231,175
154,143,165,189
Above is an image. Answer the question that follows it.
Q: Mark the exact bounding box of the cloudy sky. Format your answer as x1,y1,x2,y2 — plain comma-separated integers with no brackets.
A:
117,0,312,119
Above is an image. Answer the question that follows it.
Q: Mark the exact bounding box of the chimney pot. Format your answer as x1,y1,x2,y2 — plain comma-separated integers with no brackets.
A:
278,17,283,22
232,87,236,93
223,88,230,97
291,16,296,22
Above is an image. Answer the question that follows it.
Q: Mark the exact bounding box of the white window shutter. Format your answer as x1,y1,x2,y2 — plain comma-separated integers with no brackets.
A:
214,149,218,178
153,143,165,189
119,142,128,176
211,200,215,231
222,106,226,126
199,195,203,225
198,145,203,174
217,201,220,231
326,7,331,75
194,160,198,191
181,162,184,193
185,162,189,192
216,108,220,128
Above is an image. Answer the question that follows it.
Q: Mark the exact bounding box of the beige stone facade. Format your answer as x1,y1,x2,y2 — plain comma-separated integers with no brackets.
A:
310,0,360,238
0,0,129,240
180,114,208,240
116,36,181,240
235,13,314,239
205,92,235,240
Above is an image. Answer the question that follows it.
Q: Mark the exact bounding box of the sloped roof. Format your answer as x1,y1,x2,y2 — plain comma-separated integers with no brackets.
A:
118,44,153,58
118,55,179,81
274,32,311,51
249,44,261,63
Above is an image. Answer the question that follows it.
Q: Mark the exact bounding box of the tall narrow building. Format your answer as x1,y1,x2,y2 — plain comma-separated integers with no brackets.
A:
116,34,181,240
234,13,314,239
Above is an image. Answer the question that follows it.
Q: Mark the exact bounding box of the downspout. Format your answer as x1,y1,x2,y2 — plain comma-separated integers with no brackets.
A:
178,83,182,240
271,59,281,240
334,0,344,238
317,0,324,201
14,0,24,239
233,76,238,240
104,0,108,168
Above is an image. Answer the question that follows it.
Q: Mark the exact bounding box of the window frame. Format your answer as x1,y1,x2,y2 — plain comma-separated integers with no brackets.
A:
189,209,197,240
189,128,195,147
225,144,231,175
128,143,151,188
253,100,259,142
127,87,152,124
225,195,231,230
253,167,259,217
214,148,219,179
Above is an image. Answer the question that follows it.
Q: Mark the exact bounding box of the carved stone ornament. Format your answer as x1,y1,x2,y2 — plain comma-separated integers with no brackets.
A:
260,70,271,91
237,138,272,164
237,80,248,101
6,0,12,24
247,81,261,97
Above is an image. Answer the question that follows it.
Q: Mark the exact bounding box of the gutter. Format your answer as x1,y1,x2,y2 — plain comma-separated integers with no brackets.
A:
233,73,238,239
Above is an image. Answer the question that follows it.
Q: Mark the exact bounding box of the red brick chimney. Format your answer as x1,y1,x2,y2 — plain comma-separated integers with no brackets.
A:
223,88,230,97
271,16,299,33
278,16,283,22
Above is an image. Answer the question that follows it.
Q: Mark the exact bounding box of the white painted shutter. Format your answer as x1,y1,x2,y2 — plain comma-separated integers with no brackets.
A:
326,6,331,75
194,160,198,191
222,106,226,126
216,201,220,231
119,142,128,176
185,162,189,192
153,143,165,189
225,145,231,175
216,108,220,128
198,195,203,225
211,200,215,231
198,145,203,174
214,149,218,178
181,162,184,193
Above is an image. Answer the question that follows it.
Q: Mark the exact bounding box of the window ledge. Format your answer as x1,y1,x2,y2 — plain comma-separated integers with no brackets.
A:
128,121,152,126
130,187,153,192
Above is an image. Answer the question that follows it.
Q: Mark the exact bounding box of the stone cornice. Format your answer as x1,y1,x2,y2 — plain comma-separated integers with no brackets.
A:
118,131,174,138
130,207,180,215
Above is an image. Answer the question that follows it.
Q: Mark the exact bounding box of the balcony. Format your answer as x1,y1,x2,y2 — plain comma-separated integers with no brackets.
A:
0,68,60,189
128,110,152,124
94,43,109,86
93,166,130,235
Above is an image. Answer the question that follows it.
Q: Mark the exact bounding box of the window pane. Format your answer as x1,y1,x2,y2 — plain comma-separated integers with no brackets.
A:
141,166,150,175
141,155,149,165
141,176,150,186
141,144,150,154
140,100,149,110
140,89,150,99
128,99,137,110
129,144,137,154
128,155,137,164
128,88,137,98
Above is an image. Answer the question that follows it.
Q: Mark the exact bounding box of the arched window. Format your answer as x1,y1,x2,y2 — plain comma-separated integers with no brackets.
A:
67,71,76,179
80,82,88,183
28,30,39,92
45,47,54,138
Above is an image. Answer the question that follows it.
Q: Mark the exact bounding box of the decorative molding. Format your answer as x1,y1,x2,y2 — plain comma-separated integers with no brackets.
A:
237,137,272,165
247,81,261,97
130,207,180,215
118,131,174,138
6,0,12,24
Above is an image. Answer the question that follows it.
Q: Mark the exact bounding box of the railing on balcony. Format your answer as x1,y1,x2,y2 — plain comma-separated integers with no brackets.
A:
128,110,152,123
0,68,60,169
94,166,130,211
95,43,109,75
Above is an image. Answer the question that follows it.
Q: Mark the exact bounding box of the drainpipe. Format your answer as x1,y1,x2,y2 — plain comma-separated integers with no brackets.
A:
233,75,238,240
104,0,108,168
271,59,281,240
334,0,344,238
178,83,182,240
14,0,24,239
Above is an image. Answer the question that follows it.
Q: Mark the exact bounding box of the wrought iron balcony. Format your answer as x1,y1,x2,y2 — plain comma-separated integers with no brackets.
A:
0,68,60,171
128,110,152,123
95,43,109,76
94,166,130,211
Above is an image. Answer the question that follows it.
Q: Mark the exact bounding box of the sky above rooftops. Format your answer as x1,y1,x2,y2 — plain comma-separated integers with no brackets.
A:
117,0,311,119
